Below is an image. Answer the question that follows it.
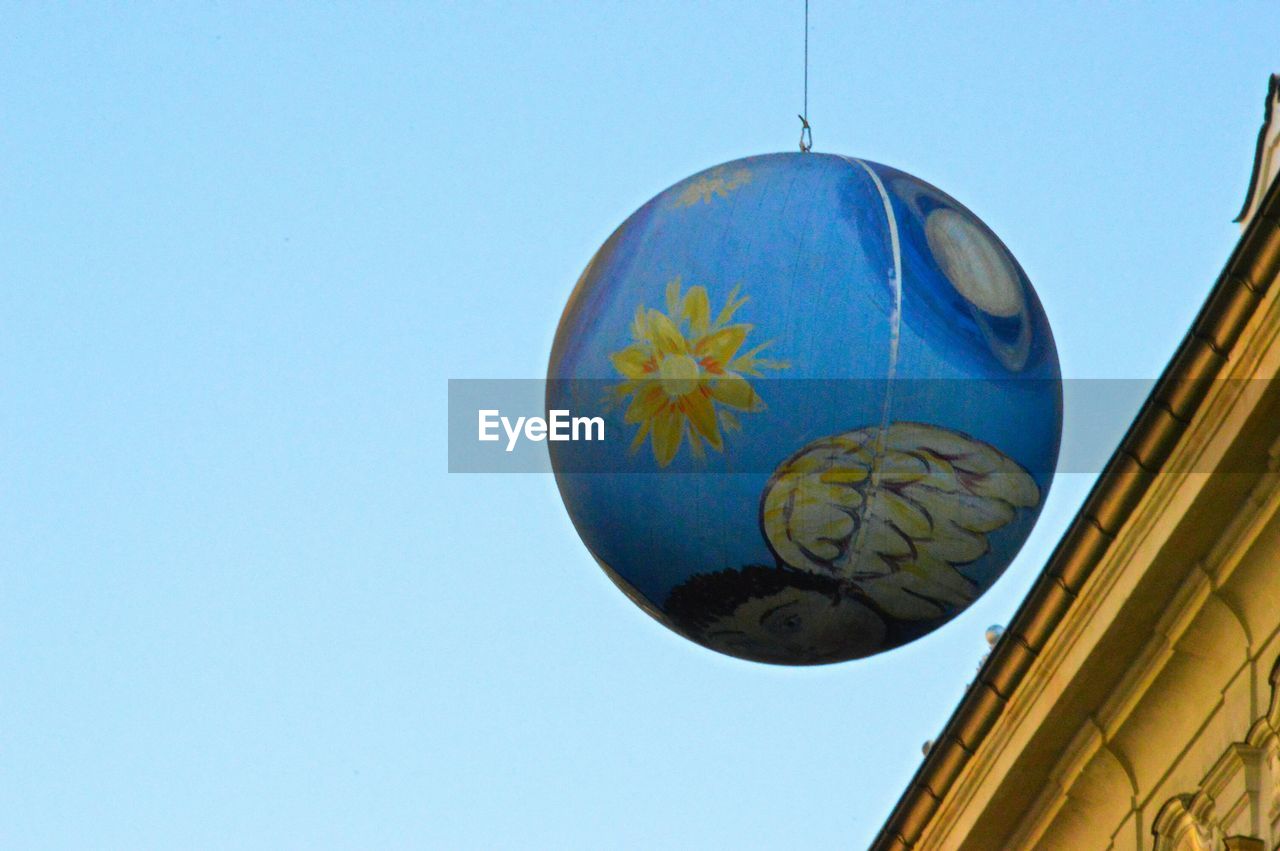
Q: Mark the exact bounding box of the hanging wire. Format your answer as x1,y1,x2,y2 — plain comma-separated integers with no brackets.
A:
799,0,812,152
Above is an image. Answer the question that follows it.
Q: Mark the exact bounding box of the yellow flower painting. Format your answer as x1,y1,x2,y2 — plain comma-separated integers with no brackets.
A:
609,278,787,467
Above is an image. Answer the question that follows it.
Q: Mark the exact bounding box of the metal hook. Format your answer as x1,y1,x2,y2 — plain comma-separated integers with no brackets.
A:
798,114,813,153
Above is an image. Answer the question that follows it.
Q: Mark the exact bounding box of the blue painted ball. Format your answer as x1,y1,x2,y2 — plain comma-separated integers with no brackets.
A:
548,153,1061,665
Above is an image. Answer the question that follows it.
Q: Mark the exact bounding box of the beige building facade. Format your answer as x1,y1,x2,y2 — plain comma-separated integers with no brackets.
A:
873,75,1280,851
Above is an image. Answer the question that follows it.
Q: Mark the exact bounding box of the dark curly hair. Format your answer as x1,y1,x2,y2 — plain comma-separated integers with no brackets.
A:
663,564,850,633
663,564,931,658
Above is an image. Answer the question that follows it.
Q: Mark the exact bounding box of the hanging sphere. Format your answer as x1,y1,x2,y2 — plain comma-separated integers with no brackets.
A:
547,153,1061,665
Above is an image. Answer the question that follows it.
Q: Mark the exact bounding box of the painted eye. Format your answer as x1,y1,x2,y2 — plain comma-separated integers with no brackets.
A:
762,605,806,637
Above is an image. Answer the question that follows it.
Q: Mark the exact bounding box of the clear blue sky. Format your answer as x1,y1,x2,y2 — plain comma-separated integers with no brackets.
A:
3,3,1277,848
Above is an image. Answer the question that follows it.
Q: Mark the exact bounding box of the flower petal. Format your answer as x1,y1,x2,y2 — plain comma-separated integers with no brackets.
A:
624,384,665,424
665,277,683,318
652,409,684,467
610,345,652,379
697,324,750,366
683,286,710,337
688,429,706,460
628,418,651,453
630,305,647,341
709,375,757,410
682,389,722,450
714,284,747,328
646,310,688,356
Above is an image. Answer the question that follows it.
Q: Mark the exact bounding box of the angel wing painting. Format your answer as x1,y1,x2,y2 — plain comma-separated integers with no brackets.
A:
759,422,1040,621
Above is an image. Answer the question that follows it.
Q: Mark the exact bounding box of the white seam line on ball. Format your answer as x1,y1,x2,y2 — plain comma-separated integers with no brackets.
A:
841,156,903,580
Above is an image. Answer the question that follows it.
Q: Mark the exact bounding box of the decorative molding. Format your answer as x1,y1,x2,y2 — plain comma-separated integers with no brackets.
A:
1223,836,1265,851
1152,794,1217,851
1147,660,1280,850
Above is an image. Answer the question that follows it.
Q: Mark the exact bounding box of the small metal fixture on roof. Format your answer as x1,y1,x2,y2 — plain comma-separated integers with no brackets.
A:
975,625,1006,672
921,739,934,756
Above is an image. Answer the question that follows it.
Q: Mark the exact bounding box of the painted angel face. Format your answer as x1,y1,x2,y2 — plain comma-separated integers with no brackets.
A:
665,566,888,665
699,587,886,664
